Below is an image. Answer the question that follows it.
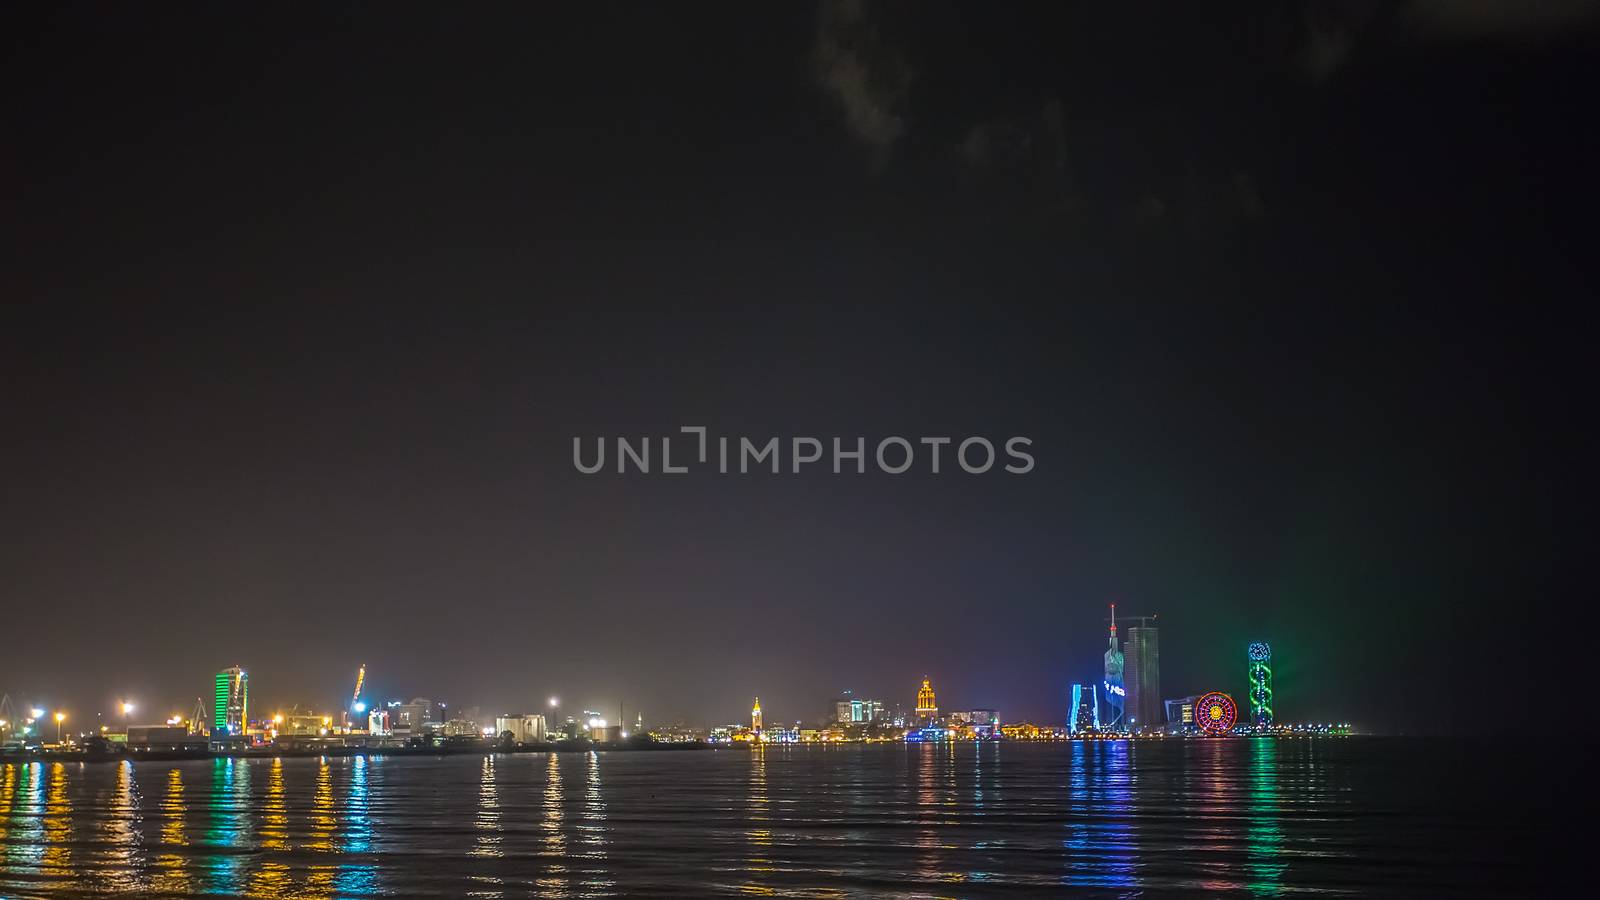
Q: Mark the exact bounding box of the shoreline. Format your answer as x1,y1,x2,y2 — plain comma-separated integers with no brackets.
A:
0,733,1363,764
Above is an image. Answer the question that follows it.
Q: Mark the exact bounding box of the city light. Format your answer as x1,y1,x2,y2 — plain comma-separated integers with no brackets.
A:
549,697,559,708
121,701,135,716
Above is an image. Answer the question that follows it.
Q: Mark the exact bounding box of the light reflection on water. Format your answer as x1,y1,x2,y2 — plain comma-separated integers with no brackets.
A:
336,753,379,897
0,741,1544,896
151,765,189,894
537,749,568,899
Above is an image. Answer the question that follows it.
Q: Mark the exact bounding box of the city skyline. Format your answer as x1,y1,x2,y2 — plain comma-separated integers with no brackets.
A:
2,626,1305,737
0,3,1582,894
6,4,1581,740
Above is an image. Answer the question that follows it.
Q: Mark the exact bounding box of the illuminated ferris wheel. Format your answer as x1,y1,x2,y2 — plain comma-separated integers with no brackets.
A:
1193,692,1238,735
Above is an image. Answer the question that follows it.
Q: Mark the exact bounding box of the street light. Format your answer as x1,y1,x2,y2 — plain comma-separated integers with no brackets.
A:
54,712,66,743
549,696,559,708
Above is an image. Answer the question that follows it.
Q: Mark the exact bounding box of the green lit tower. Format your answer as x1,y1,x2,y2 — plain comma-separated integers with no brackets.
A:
214,666,248,735
1247,642,1273,728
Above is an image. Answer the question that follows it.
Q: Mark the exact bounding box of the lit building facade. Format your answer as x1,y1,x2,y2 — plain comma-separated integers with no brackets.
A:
1248,641,1274,727
915,677,938,721
836,694,886,724
1124,622,1161,729
495,714,547,743
1069,683,1100,734
393,698,441,736
751,697,763,731
281,713,331,736
1164,695,1200,733
213,667,248,735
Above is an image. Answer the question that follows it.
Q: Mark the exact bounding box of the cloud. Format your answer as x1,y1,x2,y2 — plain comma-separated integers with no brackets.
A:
1403,0,1600,39
1298,0,1600,81
815,0,914,163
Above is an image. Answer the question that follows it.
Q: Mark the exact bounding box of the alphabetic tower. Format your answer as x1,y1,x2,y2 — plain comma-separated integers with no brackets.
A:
1247,642,1273,728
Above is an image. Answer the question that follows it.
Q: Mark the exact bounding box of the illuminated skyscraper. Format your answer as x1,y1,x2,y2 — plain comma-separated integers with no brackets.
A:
1102,605,1125,728
915,677,938,721
751,697,763,731
1248,642,1274,727
213,666,248,735
1124,619,1161,728
1068,683,1100,734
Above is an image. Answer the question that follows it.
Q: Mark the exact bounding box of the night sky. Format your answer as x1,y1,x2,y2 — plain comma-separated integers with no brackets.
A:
5,3,1593,735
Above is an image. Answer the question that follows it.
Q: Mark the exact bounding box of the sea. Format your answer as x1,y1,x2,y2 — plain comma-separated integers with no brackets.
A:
0,738,1555,897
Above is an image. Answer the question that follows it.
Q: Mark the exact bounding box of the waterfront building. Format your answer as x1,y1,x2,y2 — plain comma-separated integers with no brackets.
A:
915,677,938,721
837,695,885,723
368,708,391,735
281,712,332,736
213,666,248,736
1069,683,1100,734
393,698,441,737
1248,641,1274,727
751,697,763,731
834,691,854,723
1124,620,1161,728
494,715,547,743
441,718,479,737
1164,695,1201,733
127,725,206,752
1103,606,1125,729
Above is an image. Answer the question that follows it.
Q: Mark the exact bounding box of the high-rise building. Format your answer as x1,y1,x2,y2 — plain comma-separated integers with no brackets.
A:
833,696,886,724
1248,642,1274,727
1102,605,1125,728
915,677,938,721
213,667,248,735
1069,683,1100,734
1124,620,1161,729
751,697,763,731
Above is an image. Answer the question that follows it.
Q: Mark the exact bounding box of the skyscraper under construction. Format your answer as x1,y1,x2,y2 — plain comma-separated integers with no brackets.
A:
1123,618,1161,729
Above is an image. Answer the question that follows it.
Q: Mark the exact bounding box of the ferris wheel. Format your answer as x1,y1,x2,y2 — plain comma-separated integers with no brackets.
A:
1194,692,1238,735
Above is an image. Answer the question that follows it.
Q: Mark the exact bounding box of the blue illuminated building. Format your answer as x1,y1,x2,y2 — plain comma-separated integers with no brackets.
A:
1069,683,1101,734
1102,604,1125,729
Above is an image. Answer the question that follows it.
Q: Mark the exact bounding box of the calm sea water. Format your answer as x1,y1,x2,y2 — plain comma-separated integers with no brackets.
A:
0,739,1548,897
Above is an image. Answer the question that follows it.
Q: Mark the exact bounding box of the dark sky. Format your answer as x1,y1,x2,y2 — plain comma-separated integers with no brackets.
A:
4,2,1593,734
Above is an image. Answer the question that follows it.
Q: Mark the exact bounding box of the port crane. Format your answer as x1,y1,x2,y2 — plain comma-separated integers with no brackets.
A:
345,664,366,729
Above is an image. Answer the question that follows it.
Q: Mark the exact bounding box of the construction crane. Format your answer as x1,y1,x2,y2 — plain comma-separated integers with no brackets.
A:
350,664,366,711
189,696,208,735
343,664,368,731
1105,607,1157,629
